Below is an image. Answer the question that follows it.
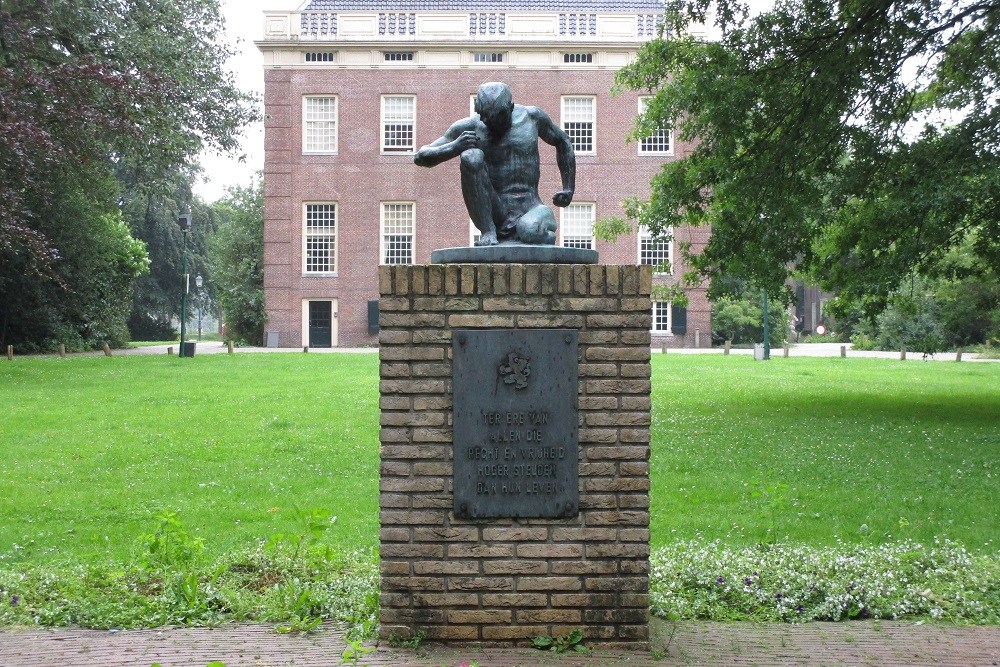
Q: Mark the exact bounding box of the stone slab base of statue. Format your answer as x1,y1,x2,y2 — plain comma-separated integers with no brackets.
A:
431,243,598,264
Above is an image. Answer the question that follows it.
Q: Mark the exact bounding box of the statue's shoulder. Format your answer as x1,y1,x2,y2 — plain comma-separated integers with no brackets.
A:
523,105,553,122
445,115,479,134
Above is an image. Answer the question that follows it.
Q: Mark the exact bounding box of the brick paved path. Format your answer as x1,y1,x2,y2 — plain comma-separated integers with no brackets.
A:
2,620,999,667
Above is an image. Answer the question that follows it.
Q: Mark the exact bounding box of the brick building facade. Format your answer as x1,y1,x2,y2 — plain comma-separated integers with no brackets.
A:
257,0,711,348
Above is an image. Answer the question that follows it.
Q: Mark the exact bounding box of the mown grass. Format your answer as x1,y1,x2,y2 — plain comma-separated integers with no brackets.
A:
2,354,999,567
651,356,1000,550
0,354,380,565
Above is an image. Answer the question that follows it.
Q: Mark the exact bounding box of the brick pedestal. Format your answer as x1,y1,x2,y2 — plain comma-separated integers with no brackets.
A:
378,263,651,648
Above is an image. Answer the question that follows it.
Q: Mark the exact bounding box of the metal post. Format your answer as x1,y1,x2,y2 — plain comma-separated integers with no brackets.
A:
180,228,189,355
762,291,770,360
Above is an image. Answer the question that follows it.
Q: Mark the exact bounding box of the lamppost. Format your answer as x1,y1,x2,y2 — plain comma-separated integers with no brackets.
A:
178,213,192,357
195,274,204,340
762,290,771,360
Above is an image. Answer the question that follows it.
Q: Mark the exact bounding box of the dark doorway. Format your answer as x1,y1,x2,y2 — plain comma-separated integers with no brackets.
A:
308,300,333,348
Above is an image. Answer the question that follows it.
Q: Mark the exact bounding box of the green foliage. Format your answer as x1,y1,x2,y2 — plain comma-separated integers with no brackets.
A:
711,293,789,347
0,0,258,350
615,0,1000,309
124,170,221,340
748,471,790,545
341,637,377,665
142,511,206,571
388,630,426,649
593,216,633,243
650,539,1000,623
0,167,150,351
209,177,266,346
532,628,589,654
872,288,946,356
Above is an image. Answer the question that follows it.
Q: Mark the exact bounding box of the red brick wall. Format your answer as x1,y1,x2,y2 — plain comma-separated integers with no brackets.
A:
264,67,710,347
378,263,651,647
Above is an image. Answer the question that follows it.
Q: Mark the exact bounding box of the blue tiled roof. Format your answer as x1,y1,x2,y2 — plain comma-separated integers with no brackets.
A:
302,1,663,11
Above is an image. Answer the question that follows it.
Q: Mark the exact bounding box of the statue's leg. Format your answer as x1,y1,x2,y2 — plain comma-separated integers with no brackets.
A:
460,149,498,246
514,204,557,245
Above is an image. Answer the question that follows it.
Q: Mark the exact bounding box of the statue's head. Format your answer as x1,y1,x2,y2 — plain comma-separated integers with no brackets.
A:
475,82,514,134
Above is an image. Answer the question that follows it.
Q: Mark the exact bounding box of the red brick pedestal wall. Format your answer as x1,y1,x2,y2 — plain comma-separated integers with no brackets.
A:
378,263,651,648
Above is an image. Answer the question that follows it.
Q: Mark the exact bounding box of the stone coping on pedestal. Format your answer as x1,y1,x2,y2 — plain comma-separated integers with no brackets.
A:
430,244,598,264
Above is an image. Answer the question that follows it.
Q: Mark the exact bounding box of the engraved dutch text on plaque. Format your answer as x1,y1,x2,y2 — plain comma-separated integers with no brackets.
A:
452,329,579,519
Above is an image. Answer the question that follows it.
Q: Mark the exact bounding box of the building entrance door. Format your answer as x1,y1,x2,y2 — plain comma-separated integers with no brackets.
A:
308,300,333,348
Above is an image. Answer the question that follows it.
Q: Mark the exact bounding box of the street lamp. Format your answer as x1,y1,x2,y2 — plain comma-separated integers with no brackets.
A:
178,213,193,357
195,274,204,341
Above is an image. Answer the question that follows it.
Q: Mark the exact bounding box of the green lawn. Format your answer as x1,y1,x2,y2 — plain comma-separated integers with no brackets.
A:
1,354,997,569
0,354,381,564
651,356,1000,549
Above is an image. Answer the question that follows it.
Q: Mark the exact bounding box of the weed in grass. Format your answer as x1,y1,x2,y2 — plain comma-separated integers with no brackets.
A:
748,471,791,544
532,628,590,654
389,629,426,650
341,637,376,665
276,612,322,634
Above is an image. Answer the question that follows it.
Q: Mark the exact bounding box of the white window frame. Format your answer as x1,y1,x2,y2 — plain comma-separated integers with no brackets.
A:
638,97,673,156
638,225,673,274
381,202,415,265
302,95,338,155
560,202,595,249
469,219,481,247
652,301,673,334
561,95,596,155
383,51,414,62
303,202,338,275
381,95,416,154
304,52,336,63
472,51,505,63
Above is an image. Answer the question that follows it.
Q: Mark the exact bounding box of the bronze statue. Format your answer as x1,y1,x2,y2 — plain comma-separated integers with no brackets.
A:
414,82,576,246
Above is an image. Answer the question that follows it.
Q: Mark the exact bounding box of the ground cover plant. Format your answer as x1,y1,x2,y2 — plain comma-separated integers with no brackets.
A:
1,353,998,630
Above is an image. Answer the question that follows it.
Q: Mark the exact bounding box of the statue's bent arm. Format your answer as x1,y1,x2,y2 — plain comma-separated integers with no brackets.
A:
414,118,478,168
531,107,576,206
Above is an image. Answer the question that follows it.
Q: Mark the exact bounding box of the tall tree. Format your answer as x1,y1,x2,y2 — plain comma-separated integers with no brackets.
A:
615,0,1000,313
123,169,221,340
0,0,259,349
209,177,265,346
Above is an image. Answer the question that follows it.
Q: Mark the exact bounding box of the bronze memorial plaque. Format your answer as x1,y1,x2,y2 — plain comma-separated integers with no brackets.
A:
452,329,579,519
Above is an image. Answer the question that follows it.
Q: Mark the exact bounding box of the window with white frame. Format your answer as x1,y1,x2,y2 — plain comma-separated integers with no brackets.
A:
562,96,595,154
638,97,673,155
303,96,338,154
652,301,672,333
382,95,415,153
561,203,594,249
381,202,414,265
473,51,504,63
304,52,336,63
469,219,481,246
639,225,672,274
304,203,337,273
